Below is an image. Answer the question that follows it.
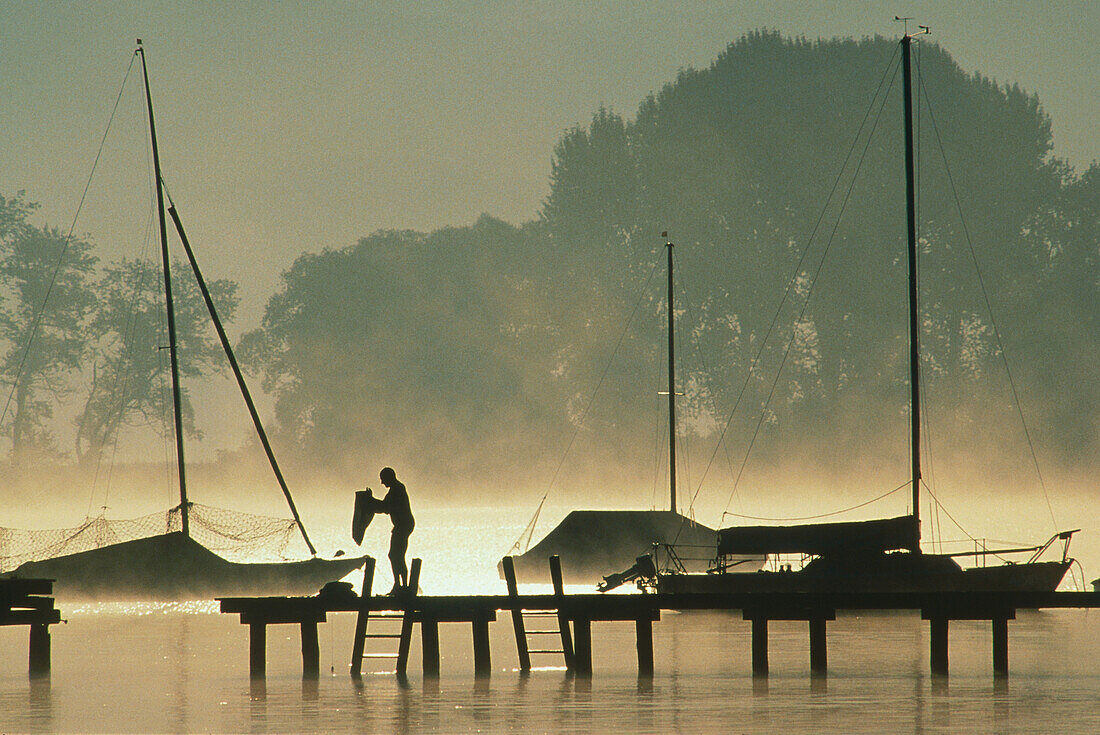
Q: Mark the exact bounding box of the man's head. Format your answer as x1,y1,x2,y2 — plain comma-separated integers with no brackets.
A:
380,467,396,487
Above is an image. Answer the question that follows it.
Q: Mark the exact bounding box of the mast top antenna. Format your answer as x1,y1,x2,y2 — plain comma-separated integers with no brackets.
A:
894,17,931,38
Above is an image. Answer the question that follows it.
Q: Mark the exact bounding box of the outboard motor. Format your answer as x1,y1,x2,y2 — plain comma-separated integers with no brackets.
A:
597,554,658,593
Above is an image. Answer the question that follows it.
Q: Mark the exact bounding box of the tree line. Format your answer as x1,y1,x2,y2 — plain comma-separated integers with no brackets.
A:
0,191,236,471
4,32,1097,497
241,32,1098,489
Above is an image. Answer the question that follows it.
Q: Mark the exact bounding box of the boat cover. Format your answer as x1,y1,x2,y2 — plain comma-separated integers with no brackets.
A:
717,514,919,556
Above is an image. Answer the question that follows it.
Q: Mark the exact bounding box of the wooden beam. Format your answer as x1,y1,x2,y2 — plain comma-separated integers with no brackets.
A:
422,618,440,677
573,617,592,675
636,618,654,677
249,622,266,679
992,617,1009,676
350,556,376,679
502,556,531,672
809,617,828,674
472,617,492,678
751,617,768,676
301,621,319,679
28,623,49,678
549,556,575,671
929,618,949,676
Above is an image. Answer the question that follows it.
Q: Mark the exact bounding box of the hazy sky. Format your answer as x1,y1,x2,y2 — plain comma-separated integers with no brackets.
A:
2,0,1098,329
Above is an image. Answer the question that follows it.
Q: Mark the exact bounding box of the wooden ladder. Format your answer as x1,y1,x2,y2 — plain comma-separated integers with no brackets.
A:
350,557,422,677
502,555,574,671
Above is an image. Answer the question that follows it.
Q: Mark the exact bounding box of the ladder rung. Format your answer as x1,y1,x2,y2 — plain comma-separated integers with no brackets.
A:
521,611,560,617
525,630,561,635
367,613,406,619
363,633,403,639
528,649,565,655
359,652,399,659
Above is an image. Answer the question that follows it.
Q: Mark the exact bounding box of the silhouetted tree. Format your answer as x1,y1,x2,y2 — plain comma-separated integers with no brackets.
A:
75,258,239,465
241,32,1099,484
0,193,97,464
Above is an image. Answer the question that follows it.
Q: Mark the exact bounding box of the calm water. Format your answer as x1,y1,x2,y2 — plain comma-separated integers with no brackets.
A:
2,506,1098,733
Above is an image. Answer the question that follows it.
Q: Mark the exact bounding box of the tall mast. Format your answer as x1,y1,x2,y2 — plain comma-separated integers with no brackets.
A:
137,40,190,536
664,232,677,514
901,30,927,551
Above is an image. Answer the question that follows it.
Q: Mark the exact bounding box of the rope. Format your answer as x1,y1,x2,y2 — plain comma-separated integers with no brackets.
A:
685,43,902,526
918,71,1060,533
1,54,137,433
721,481,908,523
720,50,903,520
85,209,158,519
507,257,661,554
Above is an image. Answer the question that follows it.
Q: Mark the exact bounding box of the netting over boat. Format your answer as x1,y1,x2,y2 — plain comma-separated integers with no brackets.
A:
0,502,305,571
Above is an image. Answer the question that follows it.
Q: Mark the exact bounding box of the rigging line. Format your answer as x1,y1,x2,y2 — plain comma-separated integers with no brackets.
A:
688,45,902,525
0,53,138,432
918,71,1059,533
651,357,665,511
921,479,979,543
511,257,662,546
674,270,740,508
89,97,159,518
665,268,743,543
90,220,158,518
721,481,910,522
720,55,903,519
918,369,943,549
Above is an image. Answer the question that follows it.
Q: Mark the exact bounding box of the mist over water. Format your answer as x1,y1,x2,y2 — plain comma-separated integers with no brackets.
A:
2,507,1099,734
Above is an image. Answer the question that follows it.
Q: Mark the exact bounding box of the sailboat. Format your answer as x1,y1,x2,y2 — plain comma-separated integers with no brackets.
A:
609,29,1078,595
503,234,760,586
1,41,369,600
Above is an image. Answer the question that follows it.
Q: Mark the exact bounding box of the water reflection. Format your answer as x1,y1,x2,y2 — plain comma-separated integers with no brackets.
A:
170,613,189,733
28,678,52,733
248,678,266,733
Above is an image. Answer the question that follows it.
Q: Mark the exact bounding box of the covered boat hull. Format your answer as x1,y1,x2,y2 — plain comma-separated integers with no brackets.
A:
3,532,369,601
505,510,747,585
657,553,1071,595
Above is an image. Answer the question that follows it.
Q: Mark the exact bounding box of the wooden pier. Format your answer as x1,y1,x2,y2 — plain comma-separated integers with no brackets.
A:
219,556,1100,681
0,579,61,677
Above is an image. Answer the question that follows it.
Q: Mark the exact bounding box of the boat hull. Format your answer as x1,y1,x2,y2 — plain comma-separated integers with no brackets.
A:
657,553,1071,595
2,532,370,601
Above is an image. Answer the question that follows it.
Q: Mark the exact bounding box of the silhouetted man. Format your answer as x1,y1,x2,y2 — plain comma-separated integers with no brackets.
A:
377,467,414,594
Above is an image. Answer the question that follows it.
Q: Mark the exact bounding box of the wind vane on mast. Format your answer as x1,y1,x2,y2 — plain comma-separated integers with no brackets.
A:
894,16,931,38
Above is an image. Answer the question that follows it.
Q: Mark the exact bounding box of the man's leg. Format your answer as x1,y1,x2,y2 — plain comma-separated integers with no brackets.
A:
389,529,410,589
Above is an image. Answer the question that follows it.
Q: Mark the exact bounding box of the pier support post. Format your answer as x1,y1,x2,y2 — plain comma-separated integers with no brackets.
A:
549,555,575,670
929,618,949,676
422,619,440,677
301,621,319,679
809,617,827,674
636,618,654,677
350,557,376,679
751,617,768,676
573,617,593,675
501,556,531,671
472,617,492,678
992,617,1009,676
249,623,266,679
395,558,422,677
28,623,50,678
